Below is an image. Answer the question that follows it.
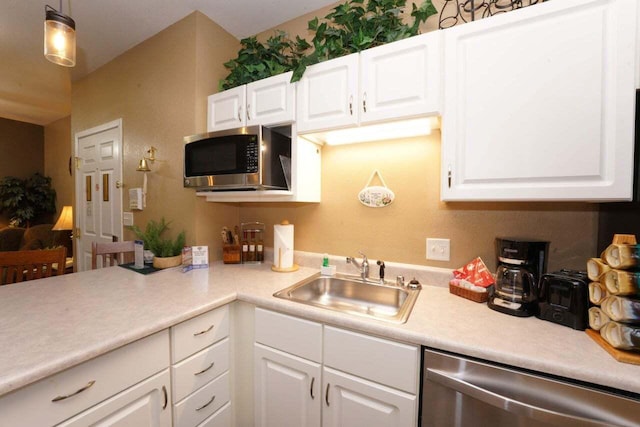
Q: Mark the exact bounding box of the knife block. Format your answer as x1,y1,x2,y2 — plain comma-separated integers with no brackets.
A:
223,244,241,264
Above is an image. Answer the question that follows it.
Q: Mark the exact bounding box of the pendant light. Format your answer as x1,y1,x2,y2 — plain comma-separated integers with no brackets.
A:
44,1,76,67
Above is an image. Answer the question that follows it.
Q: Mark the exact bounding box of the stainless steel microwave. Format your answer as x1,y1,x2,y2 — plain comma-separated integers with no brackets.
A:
183,125,291,191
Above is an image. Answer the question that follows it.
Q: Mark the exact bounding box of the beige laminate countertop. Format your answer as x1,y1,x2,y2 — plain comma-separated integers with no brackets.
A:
1,261,639,398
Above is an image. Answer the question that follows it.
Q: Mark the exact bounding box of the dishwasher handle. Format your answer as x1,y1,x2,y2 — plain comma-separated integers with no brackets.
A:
426,368,610,427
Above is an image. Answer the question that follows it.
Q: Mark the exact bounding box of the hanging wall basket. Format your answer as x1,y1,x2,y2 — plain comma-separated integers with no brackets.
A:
358,170,395,208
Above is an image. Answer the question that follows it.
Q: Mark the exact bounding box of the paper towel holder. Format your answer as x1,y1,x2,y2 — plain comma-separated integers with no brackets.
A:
272,220,299,273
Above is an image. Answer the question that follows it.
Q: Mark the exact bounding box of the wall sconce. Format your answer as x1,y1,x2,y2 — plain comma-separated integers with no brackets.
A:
136,146,157,172
44,1,76,67
136,147,157,208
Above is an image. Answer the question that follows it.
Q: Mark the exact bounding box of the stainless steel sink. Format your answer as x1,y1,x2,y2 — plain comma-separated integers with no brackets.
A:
273,273,420,324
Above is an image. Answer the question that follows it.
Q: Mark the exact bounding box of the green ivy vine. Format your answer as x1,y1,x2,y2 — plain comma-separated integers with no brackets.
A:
219,0,437,91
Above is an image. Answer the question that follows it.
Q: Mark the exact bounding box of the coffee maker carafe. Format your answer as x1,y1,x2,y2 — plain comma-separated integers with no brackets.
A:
488,238,550,317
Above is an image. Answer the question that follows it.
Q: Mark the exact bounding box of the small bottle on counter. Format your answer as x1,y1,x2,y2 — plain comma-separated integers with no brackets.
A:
241,231,249,263
257,232,264,262
247,231,256,262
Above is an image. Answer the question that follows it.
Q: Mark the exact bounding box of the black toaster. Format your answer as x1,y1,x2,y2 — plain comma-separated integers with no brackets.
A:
536,270,590,330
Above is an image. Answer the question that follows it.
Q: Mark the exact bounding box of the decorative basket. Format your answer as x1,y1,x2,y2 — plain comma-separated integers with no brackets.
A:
449,282,489,303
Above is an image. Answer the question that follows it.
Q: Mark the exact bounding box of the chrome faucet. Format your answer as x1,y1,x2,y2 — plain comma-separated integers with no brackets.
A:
346,251,369,281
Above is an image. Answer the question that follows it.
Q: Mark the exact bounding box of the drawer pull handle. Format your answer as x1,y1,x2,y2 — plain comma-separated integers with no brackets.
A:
51,380,96,402
193,324,214,336
310,377,315,399
349,95,353,116
162,385,168,409
194,362,215,376
247,104,251,121
196,395,216,411
325,383,330,407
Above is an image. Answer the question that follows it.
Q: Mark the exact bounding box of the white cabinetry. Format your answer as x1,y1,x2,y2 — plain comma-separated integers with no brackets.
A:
170,305,231,427
0,331,170,427
297,32,441,135
254,308,419,427
208,72,295,132
441,0,637,201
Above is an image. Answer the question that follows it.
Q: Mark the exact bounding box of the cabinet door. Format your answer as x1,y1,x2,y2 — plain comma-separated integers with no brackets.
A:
441,0,637,201
296,54,359,133
56,370,171,427
322,367,416,427
247,72,295,126
360,32,441,124
254,343,321,427
207,86,246,132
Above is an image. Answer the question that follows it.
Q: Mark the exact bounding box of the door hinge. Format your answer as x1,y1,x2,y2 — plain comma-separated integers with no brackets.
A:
75,157,81,169
74,227,81,239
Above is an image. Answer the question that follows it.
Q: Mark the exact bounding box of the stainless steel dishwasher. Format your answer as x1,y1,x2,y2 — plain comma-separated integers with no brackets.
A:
421,348,640,427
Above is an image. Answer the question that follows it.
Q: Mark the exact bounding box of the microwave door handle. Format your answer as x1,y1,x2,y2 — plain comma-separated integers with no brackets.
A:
425,368,610,427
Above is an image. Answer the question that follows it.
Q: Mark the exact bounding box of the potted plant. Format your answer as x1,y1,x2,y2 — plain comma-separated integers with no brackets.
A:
129,218,186,269
0,173,57,227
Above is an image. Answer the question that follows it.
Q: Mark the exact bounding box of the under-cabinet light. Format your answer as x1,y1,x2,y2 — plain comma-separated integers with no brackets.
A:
303,117,436,146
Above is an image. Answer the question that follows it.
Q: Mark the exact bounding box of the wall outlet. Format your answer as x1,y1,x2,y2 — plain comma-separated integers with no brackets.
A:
426,238,450,261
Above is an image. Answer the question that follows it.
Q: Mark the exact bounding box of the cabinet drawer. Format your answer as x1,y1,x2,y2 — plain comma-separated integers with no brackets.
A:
172,338,230,403
255,308,322,362
0,330,169,427
172,305,229,362
197,402,231,427
56,369,171,427
324,326,418,393
173,371,230,427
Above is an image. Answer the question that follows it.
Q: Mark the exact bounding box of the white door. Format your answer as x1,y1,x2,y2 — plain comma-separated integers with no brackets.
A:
441,0,637,202
207,86,246,132
254,343,321,427
74,119,123,271
360,31,441,124
322,367,416,427
56,370,171,427
296,53,359,133
246,71,295,127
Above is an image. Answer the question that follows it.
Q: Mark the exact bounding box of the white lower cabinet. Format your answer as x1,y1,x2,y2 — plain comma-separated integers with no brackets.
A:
253,308,418,427
254,343,321,427
0,330,170,427
322,367,416,427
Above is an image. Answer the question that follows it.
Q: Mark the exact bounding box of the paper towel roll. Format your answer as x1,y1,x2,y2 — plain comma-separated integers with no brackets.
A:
274,222,294,269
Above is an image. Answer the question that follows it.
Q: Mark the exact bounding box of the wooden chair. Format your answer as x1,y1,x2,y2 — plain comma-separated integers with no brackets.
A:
91,241,136,269
0,247,67,285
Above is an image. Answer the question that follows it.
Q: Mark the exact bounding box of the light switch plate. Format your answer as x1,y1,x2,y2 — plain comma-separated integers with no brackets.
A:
123,212,134,226
426,238,450,261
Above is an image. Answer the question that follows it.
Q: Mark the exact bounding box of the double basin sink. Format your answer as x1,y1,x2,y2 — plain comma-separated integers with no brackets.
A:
274,273,420,324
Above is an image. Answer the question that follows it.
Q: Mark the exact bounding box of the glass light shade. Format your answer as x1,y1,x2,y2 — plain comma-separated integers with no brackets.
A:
44,9,76,67
53,206,73,231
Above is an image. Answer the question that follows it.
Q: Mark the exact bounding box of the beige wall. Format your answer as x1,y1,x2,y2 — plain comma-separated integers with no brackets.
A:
72,12,239,251
44,116,72,212
239,134,597,272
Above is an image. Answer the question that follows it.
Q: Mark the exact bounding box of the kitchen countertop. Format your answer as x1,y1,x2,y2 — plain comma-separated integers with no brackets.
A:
1,260,639,398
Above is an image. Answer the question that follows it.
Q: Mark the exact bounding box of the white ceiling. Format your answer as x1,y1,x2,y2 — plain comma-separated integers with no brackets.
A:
1,0,337,125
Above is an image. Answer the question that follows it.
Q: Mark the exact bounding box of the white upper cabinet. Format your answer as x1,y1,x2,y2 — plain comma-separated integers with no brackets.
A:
208,72,295,132
247,72,296,127
441,0,637,201
359,32,442,124
296,54,360,133
207,85,245,132
297,33,442,134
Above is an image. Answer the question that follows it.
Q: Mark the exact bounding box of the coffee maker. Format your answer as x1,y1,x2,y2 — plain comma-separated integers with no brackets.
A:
488,238,550,317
